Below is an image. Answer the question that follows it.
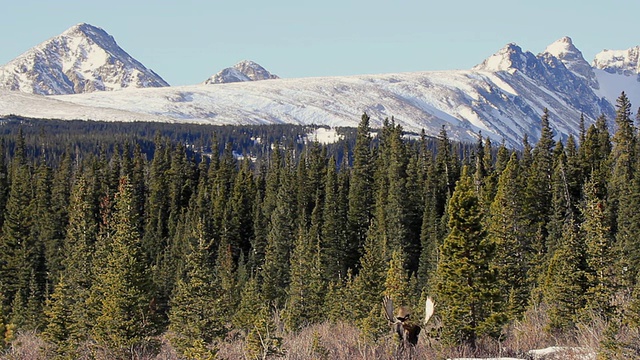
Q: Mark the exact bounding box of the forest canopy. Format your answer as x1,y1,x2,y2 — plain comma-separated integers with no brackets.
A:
0,94,639,358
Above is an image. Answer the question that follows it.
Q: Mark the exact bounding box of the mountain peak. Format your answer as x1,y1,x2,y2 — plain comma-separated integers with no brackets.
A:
593,46,640,77
543,36,576,55
542,36,597,87
0,23,169,95
473,42,536,72
66,22,98,33
204,60,279,84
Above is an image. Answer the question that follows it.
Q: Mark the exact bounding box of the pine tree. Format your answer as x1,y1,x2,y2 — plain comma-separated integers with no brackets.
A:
417,186,440,292
321,156,348,280
347,113,375,272
285,223,326,330
435,167,501,347
350,229,387,331
384,248,410,308
546,140,570,257
261,149,297,306
579,115,611,189
211,142,236,243
43,175,97,352
0,140,9,231
43,278,72,353
542,219,586,332
143,136,171,266
581,180,617,319
405,148,427,273
47,150,73,289
523,108,555,285
91,177,156,356
168,221,222,359
21,161,53,329
435,125,459,198
251,144,282,274
378,121,412,265
0,135,35,326
214,235,240,324
609,92,639,287
486,153,528,320
228,158,256,258
417,154,448,292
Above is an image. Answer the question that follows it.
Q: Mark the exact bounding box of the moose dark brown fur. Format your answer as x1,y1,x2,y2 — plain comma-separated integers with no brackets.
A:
383,296,435,349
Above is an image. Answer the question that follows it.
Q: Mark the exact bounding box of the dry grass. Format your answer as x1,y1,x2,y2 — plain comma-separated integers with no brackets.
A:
0,331,55,360
3,306,638,360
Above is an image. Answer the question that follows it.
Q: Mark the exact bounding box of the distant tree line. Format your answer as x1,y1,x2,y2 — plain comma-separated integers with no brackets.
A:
0,93,639,358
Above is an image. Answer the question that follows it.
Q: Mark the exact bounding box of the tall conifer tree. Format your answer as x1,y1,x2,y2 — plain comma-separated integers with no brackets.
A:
91,177,155,356
487,153,528,320
347,113,375,272
435,167,500,347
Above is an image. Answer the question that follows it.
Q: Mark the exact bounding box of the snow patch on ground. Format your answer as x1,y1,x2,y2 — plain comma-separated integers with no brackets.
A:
528,346,595,360
306,127,343,144
448,346,595,360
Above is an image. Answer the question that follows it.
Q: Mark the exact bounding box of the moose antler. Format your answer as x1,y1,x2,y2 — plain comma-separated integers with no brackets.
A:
424,297,435,325
383,296,397,324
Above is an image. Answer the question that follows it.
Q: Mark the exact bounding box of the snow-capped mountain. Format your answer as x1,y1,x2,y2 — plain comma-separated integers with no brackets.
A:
49,36,631,148
0,23,169,95
542,36,599,89
593,46,640,78
204,60,279,84
1,31,639,149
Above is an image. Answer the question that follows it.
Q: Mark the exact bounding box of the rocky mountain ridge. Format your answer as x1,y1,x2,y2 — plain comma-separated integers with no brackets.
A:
204,60,279,84
0,23,169,95
1,24,639,149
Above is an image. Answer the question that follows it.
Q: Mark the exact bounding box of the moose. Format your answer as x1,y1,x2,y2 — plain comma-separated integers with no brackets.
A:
383,296,436,349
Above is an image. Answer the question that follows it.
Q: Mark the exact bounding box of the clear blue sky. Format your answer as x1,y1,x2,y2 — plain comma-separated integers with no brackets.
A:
1,0,638,86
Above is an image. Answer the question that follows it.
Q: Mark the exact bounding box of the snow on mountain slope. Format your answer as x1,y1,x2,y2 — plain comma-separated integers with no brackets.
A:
593,69,640,109
542,36,598,88
2,33,638,149
53,61,610,148
593,46,640,78
204,60,279,84
0,89,178,123
0,23,169,95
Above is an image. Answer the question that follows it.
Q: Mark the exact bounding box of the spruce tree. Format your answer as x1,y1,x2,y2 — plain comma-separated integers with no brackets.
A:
542,219,586,332
0,140,9,231
285,223,325,331
435,167,501,347
91,177,155,356
523,108,555,285
609,92,639,286
168,221,222,359
579,116,611,190
214,236,240,324
47,150,72,288
347,113,375,272
546,141,570,257
321,156,347,280
350,228,387,331
261,150,297,306
43,176,97,352
0,136,35,326
228,158,256,258
384,248,410,308
581,180,618,319
486,153,528,320
143,136,171,267
379,121,412,265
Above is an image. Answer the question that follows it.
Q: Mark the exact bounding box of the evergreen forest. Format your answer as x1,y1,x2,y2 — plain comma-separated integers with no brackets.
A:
1,94,640,359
